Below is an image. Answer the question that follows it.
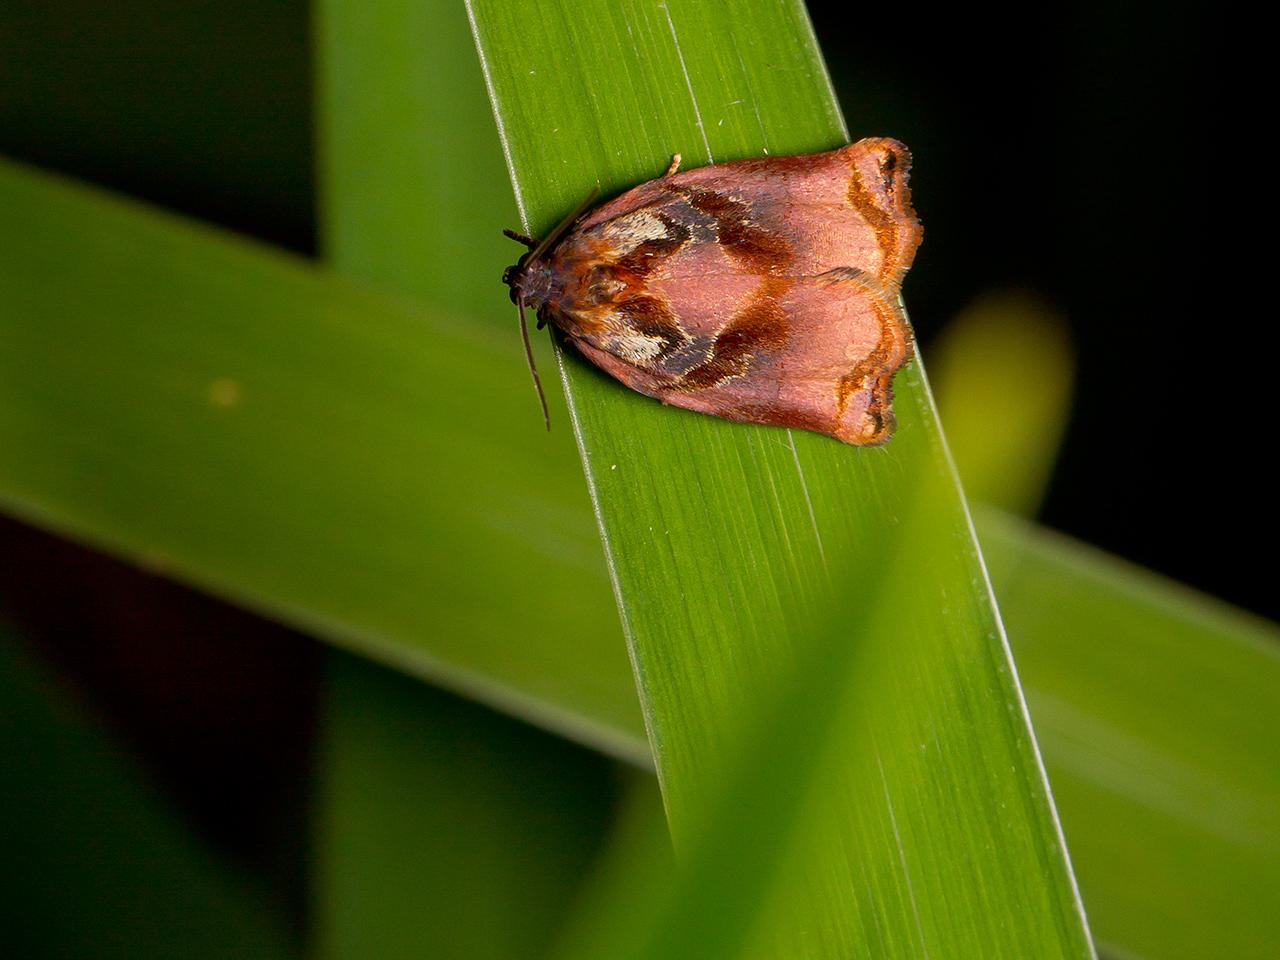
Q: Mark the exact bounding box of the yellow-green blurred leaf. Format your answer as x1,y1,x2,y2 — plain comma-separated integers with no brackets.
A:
933,289,1074,516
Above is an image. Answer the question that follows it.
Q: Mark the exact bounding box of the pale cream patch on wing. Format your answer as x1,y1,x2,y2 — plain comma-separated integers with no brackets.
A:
600,210,671,253
603,330,668,364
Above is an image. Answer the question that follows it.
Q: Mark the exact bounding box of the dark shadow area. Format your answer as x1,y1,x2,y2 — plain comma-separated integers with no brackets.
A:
0,0,314,253
0,513,320,935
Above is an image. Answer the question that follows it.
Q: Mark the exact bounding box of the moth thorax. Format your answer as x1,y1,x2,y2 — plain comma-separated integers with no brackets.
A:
509,259,555,308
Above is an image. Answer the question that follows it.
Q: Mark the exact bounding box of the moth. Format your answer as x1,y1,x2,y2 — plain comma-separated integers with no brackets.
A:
501,138,922,445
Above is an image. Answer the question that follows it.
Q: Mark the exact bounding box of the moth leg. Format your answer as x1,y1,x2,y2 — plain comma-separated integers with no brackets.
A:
663,153,682,177
503,228,537,249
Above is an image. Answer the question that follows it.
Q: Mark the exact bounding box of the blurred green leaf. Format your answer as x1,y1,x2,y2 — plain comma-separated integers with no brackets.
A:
467,1,1092,955
982,513,1280,960
313,651,616,960
315,0,514,316
0,156,637,759
932,289,1074,516
0,626,295,960
311,5,623,958
542,769,671,959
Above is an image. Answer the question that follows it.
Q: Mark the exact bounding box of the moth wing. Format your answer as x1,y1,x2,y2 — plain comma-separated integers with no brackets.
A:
569,138,921,286
569,268,913,446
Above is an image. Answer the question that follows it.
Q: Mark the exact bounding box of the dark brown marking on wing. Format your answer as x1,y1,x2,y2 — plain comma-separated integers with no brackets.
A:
845,163,899,284
879,148,897,194
834,297,912,444
680,187,793,274
816,265,903,439
617,295,687,363
679,277,791,389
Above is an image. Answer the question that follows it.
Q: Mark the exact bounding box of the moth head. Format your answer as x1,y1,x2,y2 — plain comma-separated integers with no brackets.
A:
501,185,600,304
500,249,536,305
499,185,601,433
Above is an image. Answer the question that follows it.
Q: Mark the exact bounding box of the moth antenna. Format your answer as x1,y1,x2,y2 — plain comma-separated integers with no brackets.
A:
518,295,551,431
503,229,537,248
527,184,600,264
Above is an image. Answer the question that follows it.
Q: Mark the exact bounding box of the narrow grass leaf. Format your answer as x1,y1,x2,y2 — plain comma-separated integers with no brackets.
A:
313,651,616,960
468,1,1093,956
